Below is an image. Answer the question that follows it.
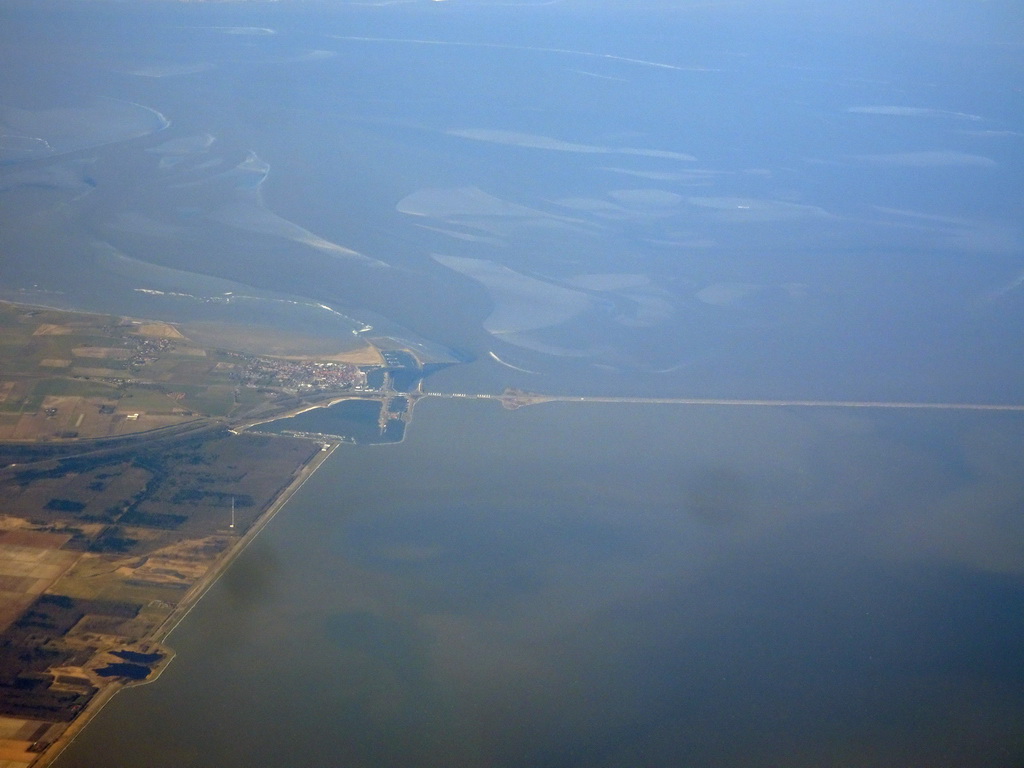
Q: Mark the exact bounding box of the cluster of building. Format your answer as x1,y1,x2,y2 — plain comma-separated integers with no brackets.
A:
234,356,367,394
127,336,174,367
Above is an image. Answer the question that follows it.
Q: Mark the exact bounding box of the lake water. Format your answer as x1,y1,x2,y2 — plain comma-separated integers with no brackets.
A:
56,398,1024,767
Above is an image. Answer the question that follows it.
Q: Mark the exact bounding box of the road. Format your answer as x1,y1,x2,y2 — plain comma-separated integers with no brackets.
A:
424,391,1024,413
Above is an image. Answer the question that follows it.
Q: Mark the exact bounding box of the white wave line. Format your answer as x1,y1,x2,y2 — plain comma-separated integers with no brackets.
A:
489,351,540,374
990,270,1024,300
133,289,370,331
332,36,717,72
104,97,172,131
134,288,196,299
0,134,55,151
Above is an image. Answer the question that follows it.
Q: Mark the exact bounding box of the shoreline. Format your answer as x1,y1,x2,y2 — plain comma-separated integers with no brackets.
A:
33,439,340,768
154,439,340,642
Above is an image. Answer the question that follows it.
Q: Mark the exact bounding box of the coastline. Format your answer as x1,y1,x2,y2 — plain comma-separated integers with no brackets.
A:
33,440,340,768
0,295,406,765
153,439,340,642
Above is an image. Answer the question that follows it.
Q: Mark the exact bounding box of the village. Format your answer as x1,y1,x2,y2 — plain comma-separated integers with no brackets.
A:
230,355,367,394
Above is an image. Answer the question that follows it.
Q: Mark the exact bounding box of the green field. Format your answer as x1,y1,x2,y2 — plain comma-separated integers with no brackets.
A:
0,302,373,439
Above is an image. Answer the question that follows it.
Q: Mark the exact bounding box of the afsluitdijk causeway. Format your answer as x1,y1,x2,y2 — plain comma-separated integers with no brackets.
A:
426,388,1024,413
